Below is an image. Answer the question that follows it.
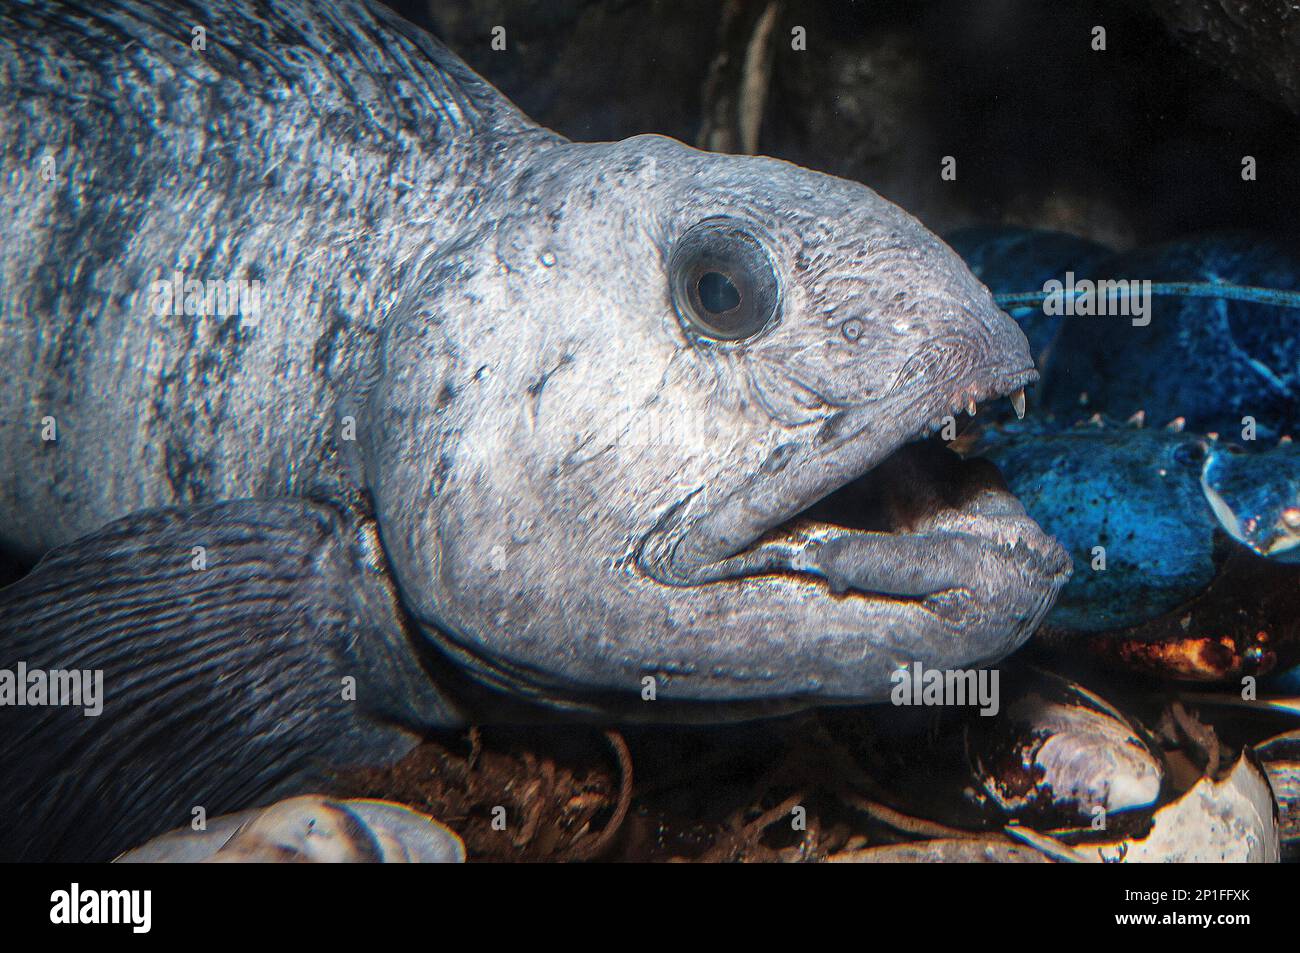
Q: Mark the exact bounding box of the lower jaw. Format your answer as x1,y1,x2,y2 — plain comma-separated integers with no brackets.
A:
743,439,1071,602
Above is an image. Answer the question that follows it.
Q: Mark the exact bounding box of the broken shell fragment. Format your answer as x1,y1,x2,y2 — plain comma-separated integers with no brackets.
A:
966,673,1163,827
827,837,1052,863
1078,754,1279,862
1255,730,1300,858
114,795,465,863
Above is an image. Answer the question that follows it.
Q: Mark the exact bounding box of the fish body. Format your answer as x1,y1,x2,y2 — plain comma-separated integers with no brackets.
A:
0,0,1067,859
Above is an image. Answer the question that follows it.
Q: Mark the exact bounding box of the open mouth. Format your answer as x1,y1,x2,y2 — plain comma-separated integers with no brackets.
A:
751,437,1071,600
640,366,1071,637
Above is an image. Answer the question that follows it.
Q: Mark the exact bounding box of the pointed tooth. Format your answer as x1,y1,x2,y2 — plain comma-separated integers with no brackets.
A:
1165,416,1186,433
1281,435,1294,445
1010,388,1026,420
967,398,978,417
1127,410,1146,428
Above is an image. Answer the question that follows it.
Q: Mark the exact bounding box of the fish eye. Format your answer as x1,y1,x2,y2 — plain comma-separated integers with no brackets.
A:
669,217,780,341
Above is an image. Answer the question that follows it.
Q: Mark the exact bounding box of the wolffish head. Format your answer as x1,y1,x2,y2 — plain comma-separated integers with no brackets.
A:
362,134,1068,713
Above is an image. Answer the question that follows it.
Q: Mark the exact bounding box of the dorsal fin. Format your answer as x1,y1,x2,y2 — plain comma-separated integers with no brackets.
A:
2,0,546,151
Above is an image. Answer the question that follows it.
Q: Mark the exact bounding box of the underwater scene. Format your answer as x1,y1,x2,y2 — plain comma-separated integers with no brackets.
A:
2,0,1300,900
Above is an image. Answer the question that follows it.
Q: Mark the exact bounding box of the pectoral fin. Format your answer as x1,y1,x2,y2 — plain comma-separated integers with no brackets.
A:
0,499,461,861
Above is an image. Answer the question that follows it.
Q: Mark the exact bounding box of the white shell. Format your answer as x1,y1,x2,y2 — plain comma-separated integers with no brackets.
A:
114,795,465,864
1080,754,1279,863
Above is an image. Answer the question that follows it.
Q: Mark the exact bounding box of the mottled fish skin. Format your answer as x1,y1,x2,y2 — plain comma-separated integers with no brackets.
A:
1,0,1060,718
0,0,556,557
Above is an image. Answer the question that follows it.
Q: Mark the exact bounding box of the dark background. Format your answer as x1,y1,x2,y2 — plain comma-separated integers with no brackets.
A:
387,0,1300,249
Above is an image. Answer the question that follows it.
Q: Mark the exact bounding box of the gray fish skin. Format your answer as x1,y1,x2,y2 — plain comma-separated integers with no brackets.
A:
0,0,551,554
1,1,1064,719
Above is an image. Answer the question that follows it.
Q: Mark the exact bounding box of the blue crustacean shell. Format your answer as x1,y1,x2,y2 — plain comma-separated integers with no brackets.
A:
975,420,1224,632
1040,233,1300,440
1200,439,1300,692
951,230,1300,646
1201,440,1300,565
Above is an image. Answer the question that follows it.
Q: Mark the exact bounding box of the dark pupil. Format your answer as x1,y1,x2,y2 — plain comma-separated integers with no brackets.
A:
697,271,740,314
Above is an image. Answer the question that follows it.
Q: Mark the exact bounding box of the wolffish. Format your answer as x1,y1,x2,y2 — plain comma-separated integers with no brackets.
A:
0,0,1068,860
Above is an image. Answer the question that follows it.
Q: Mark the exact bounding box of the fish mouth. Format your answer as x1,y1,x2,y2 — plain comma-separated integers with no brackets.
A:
639,365,1071,642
